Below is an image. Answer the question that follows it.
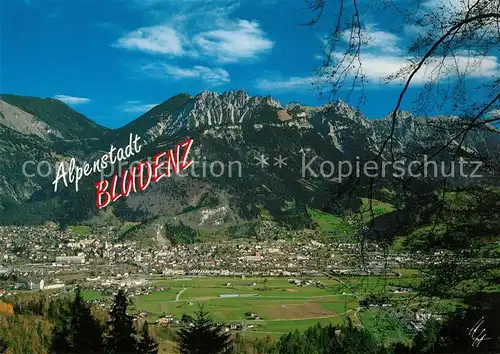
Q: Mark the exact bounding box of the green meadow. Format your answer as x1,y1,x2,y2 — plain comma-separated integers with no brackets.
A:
68,225,92,235
82,274,423,337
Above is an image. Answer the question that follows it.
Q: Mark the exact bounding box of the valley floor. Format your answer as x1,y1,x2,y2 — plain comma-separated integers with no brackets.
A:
79,273,437,350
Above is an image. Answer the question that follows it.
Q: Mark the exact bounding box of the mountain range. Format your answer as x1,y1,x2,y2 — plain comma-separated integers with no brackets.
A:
0,90,498,244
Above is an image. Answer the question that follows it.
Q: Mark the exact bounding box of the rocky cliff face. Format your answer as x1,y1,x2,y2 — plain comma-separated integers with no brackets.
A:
187,90,280,127
0,94,109,140
0,100,64,140
110,90,497,159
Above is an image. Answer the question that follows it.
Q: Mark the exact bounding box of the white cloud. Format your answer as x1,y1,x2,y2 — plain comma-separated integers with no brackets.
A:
194,19,274,62
341,24,401,53
423,0,463,10
268,52,498,95
179,2,241,30
420,0,498,39
53,95,91,105
330,52,500,85
142,63,230,86
121,101,159,113
115,18,273,64
131,0,238,21
364,30,401,53
255,76,314,91
333,19,499,85
404,24,429,37
115,25,192,56
486,109,500,119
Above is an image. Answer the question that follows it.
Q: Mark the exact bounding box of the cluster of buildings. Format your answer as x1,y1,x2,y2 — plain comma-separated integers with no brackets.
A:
0,224,425,294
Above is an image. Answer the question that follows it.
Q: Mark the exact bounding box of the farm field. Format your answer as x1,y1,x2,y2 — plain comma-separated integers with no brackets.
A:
81,290,105,301
82,274,422,337
135,276,359,336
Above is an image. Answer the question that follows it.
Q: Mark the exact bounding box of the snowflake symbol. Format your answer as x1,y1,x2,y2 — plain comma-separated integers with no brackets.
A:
274,155,287,168
254,154,269,168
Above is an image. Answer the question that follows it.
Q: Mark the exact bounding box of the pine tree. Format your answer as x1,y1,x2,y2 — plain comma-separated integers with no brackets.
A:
176,306,233,354
137,321,158,354
105,289,140,354
50,287,104,353
50,301,72,353
0,337,7,354
340,327,380,354
71,288,104,352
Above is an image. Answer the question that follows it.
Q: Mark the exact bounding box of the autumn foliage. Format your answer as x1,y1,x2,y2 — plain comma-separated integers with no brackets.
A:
0,302,13,315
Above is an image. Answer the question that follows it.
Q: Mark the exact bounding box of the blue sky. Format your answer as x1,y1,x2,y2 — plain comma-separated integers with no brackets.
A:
2,0,498,128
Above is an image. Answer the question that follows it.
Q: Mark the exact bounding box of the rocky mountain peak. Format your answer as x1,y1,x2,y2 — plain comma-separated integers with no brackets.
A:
331,100,359,118
382,110,414,121
260,95,281,108
185,90,284,129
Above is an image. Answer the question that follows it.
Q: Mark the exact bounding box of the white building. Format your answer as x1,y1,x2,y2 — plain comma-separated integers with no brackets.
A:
43,283,65,290
28,279,44,290
55,255,85,264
